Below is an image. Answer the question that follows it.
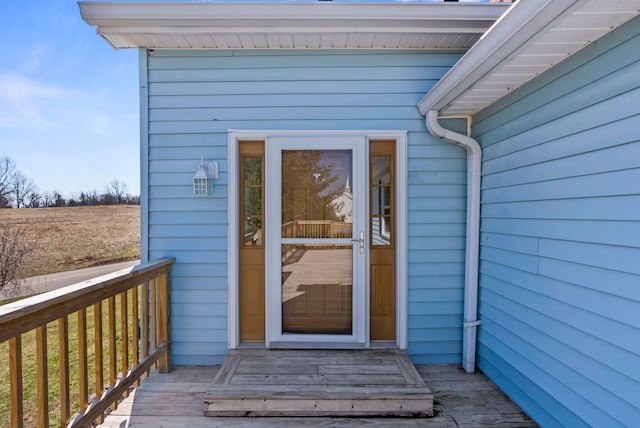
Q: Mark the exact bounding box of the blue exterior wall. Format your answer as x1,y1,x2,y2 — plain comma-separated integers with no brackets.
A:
473,16,640,427
142,50,469,365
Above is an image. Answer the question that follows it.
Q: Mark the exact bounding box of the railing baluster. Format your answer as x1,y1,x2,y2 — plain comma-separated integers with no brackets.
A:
9,335,23,428
59,316,70,425
36,325,49,428
78,308,88,411
141,280,149,378
132,285,140,386
150,278,158,368
108,295,117,400
157,270,172,373
94,302,104,425
120,289,129,395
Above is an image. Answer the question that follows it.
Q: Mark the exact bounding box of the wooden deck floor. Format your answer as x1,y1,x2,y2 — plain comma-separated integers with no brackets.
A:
100,362,537,427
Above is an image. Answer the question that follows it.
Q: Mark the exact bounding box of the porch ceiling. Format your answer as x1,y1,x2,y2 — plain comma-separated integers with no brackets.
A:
78,2,510,51
418,0,640,117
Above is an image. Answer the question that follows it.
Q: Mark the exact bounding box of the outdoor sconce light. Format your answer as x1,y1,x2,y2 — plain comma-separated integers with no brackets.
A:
193,158,219,196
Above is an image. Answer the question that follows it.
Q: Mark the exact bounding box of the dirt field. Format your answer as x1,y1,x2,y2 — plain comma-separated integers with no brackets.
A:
0,205,140,278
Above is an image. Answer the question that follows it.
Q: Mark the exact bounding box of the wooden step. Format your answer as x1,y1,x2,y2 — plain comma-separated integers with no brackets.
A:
204,349,433,417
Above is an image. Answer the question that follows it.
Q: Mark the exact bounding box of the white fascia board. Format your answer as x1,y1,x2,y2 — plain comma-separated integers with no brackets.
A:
79,2,509,24
79,2,510,40
417,0,588,115
97,26,488,36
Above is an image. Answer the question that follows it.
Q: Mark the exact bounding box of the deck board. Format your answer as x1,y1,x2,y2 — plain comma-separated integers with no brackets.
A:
100,361,538,427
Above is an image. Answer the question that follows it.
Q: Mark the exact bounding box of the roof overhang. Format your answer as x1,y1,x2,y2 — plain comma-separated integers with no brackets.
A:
417,0,640,117
79,2,511,51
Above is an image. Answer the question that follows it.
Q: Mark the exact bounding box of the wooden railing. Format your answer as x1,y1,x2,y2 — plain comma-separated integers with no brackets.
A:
282,220,352,240
281,220,352,261
0,258,175,428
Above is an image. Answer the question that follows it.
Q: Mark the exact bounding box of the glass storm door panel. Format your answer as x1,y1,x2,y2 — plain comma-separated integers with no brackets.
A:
281,149,353,335
266,138,366,346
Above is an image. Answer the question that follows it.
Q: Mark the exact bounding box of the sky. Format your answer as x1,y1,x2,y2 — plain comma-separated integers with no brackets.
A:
0,0,488,199
1,1,139,198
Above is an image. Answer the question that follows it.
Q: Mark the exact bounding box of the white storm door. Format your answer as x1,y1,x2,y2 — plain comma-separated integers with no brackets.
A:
265,137,367,347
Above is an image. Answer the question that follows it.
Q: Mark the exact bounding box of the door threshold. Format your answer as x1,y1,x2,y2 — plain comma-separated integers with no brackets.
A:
238,341,398,350
237,342,266,349
369,340,399,349
268,341,366,350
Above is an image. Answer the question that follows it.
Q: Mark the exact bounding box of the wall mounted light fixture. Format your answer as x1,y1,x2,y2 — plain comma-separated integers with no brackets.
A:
193,158,218,196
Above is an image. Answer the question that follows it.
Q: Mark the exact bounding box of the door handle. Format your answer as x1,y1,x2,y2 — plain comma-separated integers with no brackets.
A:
351,231,364,254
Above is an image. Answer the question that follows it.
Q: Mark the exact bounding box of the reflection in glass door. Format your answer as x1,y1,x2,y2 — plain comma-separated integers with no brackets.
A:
281,150,353,335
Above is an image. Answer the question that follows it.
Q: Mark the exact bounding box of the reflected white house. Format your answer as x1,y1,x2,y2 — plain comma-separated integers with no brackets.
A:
331,177,353,223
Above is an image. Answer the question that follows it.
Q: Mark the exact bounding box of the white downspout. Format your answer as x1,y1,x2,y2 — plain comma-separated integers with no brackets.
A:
426,110,481,373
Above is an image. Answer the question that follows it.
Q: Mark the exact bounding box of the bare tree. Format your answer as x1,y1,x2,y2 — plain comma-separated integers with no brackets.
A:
0,157,17,204
0,226,32,294
43,190,55,207
0,193,10,209
27,190,43,208
106,179,128,204
11,171,36,208
53,191,66,207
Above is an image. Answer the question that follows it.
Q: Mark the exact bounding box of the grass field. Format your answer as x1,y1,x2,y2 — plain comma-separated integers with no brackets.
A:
0,205,141,426
1,205,140,278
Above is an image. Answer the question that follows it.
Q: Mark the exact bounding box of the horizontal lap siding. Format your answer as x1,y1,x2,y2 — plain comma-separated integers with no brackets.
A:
144,50,466,365
473,17,640,428
408,119,467,363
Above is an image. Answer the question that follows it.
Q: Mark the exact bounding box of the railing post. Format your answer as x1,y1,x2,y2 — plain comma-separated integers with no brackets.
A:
157,268,172,373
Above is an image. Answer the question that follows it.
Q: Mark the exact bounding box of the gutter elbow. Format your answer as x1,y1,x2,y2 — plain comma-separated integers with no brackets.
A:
426,110,481,158
426,110,451,141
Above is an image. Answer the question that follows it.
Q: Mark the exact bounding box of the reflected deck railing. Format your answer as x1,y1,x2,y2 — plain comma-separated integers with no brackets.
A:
281,220,352,260
0,257,175,428
282,220,352,240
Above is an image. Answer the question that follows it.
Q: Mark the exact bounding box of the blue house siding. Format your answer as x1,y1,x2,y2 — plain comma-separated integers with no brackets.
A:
143,50,468,365
473,16,640,427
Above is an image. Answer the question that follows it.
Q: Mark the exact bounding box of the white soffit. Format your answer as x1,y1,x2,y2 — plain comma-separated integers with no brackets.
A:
418,0,640,116
79,2,511,51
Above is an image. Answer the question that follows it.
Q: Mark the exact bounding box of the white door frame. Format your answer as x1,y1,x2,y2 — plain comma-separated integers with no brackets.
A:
265,136,367,348
228,130,408,350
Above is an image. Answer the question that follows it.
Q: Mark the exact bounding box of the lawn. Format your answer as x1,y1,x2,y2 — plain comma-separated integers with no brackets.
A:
1,205,140,279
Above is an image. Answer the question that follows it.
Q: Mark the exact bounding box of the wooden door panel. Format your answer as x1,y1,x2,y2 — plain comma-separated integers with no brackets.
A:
239,141,265,342
370,140,396,341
